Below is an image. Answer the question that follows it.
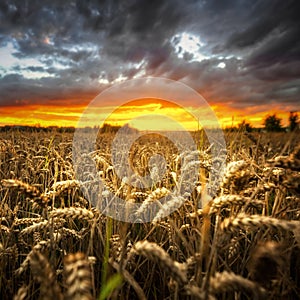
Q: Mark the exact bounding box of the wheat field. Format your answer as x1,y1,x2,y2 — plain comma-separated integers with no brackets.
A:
0,128,299,299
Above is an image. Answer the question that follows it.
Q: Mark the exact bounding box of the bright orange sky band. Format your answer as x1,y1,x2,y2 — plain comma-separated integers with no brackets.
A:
0,98,292,130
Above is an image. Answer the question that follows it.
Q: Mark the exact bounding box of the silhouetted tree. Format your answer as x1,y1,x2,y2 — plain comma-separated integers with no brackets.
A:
289,111,299,131
263,114,283,132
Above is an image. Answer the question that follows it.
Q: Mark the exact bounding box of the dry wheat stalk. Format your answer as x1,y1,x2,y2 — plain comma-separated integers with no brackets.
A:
52,179,80,190
128,191,148,203
185,253,201,280
33,231,42,243
93,154,111,170
0,224,10,233
20,219,49,235
242,182,276,195
1,179,41,197
15,248,39,277
227,236,241,261
2,127,300,299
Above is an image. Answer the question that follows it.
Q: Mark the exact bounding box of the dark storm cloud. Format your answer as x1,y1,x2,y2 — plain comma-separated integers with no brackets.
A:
226,0,300,49
0,0,299,112
224,0,300,70
0,73,98,107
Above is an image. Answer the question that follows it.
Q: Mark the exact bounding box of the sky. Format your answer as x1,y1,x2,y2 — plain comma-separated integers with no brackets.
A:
0,0,299,129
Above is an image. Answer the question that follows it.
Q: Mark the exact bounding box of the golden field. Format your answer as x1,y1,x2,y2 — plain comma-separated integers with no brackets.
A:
0,128,299,300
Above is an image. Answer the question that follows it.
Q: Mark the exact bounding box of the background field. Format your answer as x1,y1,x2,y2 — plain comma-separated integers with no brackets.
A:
0,129,299,299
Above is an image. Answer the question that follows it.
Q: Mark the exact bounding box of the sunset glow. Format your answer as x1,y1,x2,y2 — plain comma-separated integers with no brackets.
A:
0,99,293,130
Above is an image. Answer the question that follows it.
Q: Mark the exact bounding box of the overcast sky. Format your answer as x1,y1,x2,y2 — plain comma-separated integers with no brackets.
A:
0,0,299,125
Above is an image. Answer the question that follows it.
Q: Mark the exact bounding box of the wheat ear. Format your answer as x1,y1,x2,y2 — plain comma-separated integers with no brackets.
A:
209,271,266,299
49,207,96,221
13,285,28,300
29,250,63,300
221,213,299,233
130,240,187,285
64,252,93,300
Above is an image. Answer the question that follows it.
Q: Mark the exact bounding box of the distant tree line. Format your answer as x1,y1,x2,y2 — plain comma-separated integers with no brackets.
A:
263,111,299,132
0,123,139,134
231,111,299,132
0,125,75,133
